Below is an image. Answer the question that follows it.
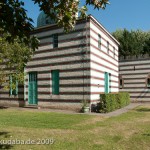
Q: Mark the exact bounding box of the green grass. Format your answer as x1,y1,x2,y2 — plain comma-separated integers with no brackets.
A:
0,110,91,129
0,105,150,150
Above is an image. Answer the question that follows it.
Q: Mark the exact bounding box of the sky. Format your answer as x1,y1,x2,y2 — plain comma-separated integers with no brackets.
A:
23,0,150,33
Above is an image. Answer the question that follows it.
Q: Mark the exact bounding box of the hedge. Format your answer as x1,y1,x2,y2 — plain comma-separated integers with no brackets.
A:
99,92,130,113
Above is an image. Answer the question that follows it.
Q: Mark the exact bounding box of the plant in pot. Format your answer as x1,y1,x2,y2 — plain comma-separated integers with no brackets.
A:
81,99,90,113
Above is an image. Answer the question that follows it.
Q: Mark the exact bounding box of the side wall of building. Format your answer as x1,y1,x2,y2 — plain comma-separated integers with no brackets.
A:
119,59,150,102
25,20,91,110
89,17,119,103
0,76,24,107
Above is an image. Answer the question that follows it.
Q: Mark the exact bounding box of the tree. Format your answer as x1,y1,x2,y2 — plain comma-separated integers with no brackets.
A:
33,0,109,32
0,0,39,50
113,29,133,58
143,37,150,56
112,29,150,59
0,0,110,47
0,30,33,87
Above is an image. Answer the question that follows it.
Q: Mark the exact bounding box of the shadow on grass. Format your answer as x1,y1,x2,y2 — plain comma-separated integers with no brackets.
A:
0,106,9,109
136,108,150,112
0,132,13,149
142,133,150,137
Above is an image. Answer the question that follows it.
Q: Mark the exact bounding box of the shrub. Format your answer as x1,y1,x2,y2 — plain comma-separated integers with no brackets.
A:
99,92,130,113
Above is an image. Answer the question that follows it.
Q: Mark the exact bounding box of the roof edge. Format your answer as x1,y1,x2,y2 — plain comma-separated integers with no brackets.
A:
88,15,120,45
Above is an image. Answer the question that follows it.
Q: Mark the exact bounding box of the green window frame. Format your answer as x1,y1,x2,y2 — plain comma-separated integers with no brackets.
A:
53,34,58,48
9,75,18,96
52,70,59,95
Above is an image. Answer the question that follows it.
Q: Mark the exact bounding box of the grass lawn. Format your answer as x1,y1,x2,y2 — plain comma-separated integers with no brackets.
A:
0,105,150,150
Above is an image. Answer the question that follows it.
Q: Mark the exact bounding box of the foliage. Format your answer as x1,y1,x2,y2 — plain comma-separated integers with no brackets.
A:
0,0,109,43
117,92,130,108
0,31,34,87
33,0,109,32
143,37,150,55
0,0,39,50
99,92,130,113
112,29,150,58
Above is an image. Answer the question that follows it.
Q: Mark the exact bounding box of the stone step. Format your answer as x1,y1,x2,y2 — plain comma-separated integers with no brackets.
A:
23,105,38,109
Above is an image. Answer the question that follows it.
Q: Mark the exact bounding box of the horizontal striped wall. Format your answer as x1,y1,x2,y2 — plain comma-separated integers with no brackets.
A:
89,20,119,101
33,20,87,37
119,58,150,102
25,21,91,104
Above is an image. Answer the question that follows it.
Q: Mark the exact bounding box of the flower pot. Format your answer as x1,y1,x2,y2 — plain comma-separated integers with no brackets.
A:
82,106,90,113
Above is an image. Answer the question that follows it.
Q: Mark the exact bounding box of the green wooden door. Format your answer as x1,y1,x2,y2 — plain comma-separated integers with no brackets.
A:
28,72,38,104
104,72,110,93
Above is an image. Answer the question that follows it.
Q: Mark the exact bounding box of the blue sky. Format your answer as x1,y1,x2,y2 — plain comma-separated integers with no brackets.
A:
23,0,150,33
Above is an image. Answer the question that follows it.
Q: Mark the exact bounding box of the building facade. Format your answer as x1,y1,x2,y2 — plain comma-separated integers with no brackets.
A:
0,13,119,110
119,57,150,102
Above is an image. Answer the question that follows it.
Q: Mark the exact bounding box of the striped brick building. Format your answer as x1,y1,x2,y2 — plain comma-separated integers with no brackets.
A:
0,13,119,110
119,57,150,102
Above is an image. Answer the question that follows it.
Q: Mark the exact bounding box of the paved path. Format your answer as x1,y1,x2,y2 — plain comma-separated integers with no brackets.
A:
96,103,141,117
4,102,150,117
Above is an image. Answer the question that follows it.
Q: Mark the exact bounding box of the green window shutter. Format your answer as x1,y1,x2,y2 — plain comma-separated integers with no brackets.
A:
104,72,110,93
104,72,107,93
28,73,33,104
52,70,59,95
9,75,12,95
32,73,37,104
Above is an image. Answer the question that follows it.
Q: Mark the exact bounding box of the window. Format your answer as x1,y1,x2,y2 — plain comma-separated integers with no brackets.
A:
119,79,123,89
107,41,109,54
113,47,115,58
119,75,124,89
46,18,49,24
53,34,58,48
98,34,101,48
147,78,150,88
9,75,18,95
51,70,59,95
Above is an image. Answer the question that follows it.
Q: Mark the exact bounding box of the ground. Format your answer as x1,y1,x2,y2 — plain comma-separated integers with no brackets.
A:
0,104,150,150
